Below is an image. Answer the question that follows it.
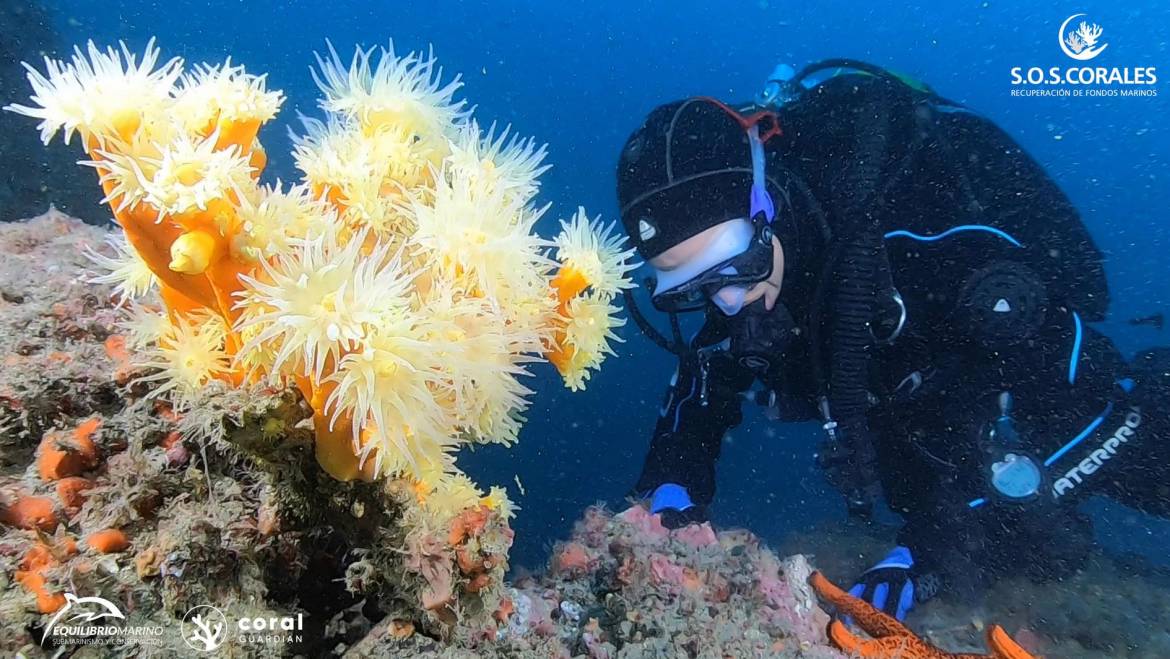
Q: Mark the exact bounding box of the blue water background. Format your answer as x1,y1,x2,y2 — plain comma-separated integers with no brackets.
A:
35,0,1170,569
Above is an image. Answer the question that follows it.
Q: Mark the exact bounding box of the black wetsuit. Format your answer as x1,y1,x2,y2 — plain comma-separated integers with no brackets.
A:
632,73,1170,593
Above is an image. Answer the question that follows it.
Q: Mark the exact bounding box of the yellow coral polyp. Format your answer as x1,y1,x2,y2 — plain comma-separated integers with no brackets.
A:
446,121,549,205
7,39,636,501
134,312,232,409
553,206,639,301
120,303,171,350
235,227,414,385
83,231,159,304
3,38,181,148
174,58,283,142
144,133,255,219
311,40,469,142
169,230,216,274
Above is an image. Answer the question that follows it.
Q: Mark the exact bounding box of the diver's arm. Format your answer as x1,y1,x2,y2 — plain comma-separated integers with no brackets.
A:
633,351,749,514
1041,333,1170,519
1098,347,1170,519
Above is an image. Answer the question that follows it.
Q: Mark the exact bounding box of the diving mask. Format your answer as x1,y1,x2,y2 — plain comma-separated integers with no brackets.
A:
650,219,775,313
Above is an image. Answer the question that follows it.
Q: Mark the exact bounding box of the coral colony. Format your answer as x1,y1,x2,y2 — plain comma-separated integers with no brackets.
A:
4,40,636,512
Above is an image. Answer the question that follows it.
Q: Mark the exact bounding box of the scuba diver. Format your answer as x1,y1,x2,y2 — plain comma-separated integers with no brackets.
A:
616,60,1170,620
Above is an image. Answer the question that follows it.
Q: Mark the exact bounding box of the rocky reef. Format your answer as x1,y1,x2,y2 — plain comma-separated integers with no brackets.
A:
0,210,515,656
351,504,845,658
353,503,1083,659
0,211,847,658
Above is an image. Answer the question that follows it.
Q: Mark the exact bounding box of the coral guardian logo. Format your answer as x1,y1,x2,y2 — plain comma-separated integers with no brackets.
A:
181,604,306,653
235,611,306,646
1009,12,1158,97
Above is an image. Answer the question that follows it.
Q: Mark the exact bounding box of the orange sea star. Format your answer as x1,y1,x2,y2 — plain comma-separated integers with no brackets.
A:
808,571,1035,659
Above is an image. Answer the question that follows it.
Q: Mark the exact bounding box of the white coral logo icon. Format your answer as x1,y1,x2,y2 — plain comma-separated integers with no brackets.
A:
181,605,228,652
1076,21,1103,47
1059,14,1109,60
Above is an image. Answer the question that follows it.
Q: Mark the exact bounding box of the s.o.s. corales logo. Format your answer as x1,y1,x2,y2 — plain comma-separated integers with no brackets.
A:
1059,14,1108,61
1008,12,1157,97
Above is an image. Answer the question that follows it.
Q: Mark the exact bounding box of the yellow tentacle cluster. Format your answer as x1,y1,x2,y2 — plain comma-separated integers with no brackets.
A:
6,39,637,518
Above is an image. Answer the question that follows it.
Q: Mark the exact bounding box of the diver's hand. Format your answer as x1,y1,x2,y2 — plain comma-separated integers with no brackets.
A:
848,546,938,621
649,483,709,530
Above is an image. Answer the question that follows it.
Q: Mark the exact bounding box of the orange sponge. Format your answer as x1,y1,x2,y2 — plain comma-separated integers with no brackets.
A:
87,528,130,553
0,495,59,531
37,418,102,481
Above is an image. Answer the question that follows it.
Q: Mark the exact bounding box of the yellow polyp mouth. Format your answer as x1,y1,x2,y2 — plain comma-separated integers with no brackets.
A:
174,163,204,187
169,230,217,274
361,108,405,134
110,109,141,143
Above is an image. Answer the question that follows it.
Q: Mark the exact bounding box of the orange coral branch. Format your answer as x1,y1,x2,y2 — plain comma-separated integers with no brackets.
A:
545,266,592,376
550,266,589,314
298,377,375,482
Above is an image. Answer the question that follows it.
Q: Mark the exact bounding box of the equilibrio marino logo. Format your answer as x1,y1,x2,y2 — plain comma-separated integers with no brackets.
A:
1009,12,1158,98
41,593,165,649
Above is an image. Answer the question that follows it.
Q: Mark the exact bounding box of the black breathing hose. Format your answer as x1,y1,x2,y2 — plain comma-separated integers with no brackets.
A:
621,287,685,356
824,78,894,517
829,238,883,514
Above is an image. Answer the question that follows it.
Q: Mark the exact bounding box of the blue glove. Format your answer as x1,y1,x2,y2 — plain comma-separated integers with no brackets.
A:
649,483,708,529
848,546,928,621
650,483,693,513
